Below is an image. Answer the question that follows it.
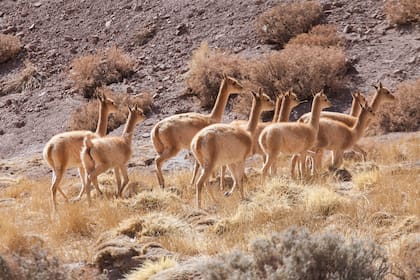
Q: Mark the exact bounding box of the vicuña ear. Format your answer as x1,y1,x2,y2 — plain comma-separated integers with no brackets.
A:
372,84,378,90
222,73,228,79
251,90,258,99
351,92,356,99
258,88,263,96
378,82,383,89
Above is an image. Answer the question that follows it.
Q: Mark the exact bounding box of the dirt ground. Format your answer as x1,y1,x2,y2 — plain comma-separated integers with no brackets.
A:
0,0,419,179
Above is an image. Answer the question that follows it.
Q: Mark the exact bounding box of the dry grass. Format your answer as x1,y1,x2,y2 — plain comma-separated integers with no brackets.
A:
69,86,152,132
369,78,420,135
384,0,420,25
0,34,21,64
133,24,157,46
249,44,346,99
0,60,43,96
0,135,418,276
70,47,135,98
186,42,246,108
256,1,322,46
288,24,345,48
125,257,177,280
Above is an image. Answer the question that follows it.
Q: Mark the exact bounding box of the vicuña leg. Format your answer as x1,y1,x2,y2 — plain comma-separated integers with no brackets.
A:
155,147,179,188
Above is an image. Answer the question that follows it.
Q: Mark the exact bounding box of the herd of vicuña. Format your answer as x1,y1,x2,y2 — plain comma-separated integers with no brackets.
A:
43,74,395,212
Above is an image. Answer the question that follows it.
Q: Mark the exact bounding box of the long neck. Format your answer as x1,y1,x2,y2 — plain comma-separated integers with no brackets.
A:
352,109,371,137
246,99,262,134
272,97,283,122
122,113,138,137
370,91,382,112
278,98,293,122
309,96,322,130
209,79,230,121
349,98,361,117
95,103,109,136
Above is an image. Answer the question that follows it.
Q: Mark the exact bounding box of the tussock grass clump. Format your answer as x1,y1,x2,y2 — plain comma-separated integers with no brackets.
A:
50,203,95,239
125,257,177,280
69,86,152,132
250,44,346,99
256,1,322,46
0,60,43,96
304,187,347,217
199,227,389,279
369,78,420,134
288,24,345,48
133,24,157,46
126,189,183,212
187,42,245,108
70,47,135,98
140,213,192,238
384,0,420,25
0,34,21,64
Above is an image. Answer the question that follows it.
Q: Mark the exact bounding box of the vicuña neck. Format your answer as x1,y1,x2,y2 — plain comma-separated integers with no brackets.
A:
370,91,382,112
349,97,361,117
309,96,322,130
272,96,283,123
96,102,109,136
246,99,263,134
352,109,371,137
209,79,230,122
278,97,293,122
123,113,138,136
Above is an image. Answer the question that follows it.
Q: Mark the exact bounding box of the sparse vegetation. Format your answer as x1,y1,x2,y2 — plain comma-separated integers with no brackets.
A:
384,0,420,25
125,258,177,280
288,24,345,48
69,86,152,132
186,42,246,108
369,78,420,134
250,44,346,99
0,60,43,96
256,1,322,46
133,24,157,46
70,47,135,98
0,34,21,64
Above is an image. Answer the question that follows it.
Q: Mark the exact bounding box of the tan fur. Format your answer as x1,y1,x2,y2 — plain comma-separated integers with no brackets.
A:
43,94,117,213
314,104,376,169
80,106,145,205
213,91,300,190
259,91,331,183
191,90,274,208
303,83,395,172
151,74,243,188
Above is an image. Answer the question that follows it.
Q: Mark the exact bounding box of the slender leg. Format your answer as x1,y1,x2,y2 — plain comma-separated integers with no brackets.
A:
74,167,86,200
225,162,245,199
313,148,324,174
85,164,108,205
291,154,300,179
331,150,344,170
190,160,200,187
114,167,122,195
352,144,367,162
50,168,65,213
195,164,214,209
261,154,276,187
220,165,226,191
118,166,130,197
155,147,179,189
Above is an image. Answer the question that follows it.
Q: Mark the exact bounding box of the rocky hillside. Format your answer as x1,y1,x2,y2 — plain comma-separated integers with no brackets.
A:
0,0,419,174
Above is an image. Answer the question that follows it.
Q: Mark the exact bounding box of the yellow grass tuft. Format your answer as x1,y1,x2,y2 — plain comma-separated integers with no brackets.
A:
125,257,177,280
353,170,380,191
0,60,42,96
303,187,348,217
0,34,21,63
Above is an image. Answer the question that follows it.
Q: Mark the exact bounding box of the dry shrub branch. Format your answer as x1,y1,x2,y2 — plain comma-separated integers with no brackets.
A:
256,1,322,46
0,34,21,64
0,60,43,96
70,47,135,98
369,78,420,134
186,42,246,108
384,0,420,25
69,86,152,132
288,24,345,48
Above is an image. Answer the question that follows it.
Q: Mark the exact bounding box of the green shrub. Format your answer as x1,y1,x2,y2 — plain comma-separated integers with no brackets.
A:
256,1,322,46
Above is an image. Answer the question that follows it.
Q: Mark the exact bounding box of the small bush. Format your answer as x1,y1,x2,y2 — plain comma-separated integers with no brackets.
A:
69,86,152,132
370,78,420,134
256,1,322,46
133,24,157,46
70,47,135,98
200,227,389,280
384,0,420,25
249,44,346,99
288,24,345,48
0,60,43,96
186,42,245,108
125,258,177,280
0,34,21,64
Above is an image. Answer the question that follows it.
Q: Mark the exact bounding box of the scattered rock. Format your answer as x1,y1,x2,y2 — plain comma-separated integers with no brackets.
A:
64,36,73,42
105,20,112,29
343,24,352,33
126,86,134,94
14,120,26,128
90,35,100,44
175,23,188,36
33,2,43,8
29,23,36,30
0,129,4,135
144,158,154,166
3,25,17,34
